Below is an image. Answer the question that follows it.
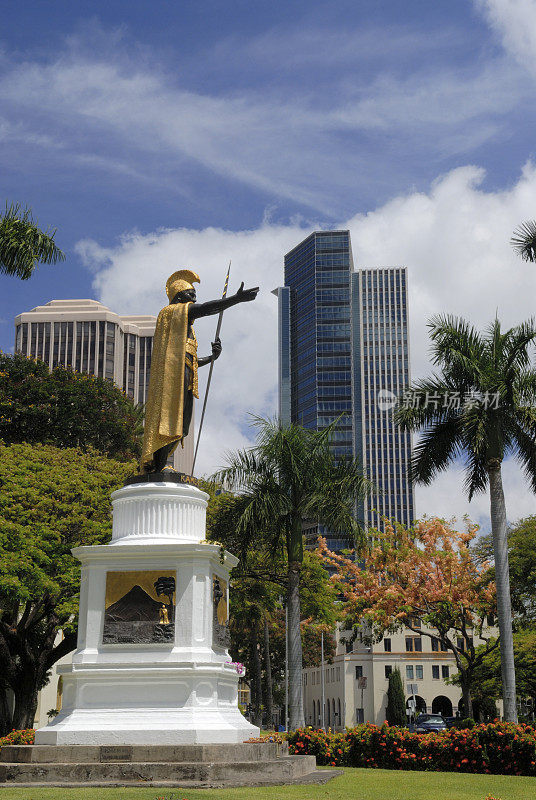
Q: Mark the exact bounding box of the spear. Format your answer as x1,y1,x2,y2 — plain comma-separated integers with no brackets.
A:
191,261,231,474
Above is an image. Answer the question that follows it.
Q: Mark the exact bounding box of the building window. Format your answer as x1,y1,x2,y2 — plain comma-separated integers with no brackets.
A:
385,665,393,679
406,637,422,652
406,665,414,680
432,665,440,679
384,638,391,652
442,665,450,680
355,665,363,679
431,638,439,652
415,665,423,680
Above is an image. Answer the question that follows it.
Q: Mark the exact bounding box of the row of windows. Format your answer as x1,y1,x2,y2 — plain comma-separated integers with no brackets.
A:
317,289,350,301
306,665,342,686
354,664,452,681
316,306,350,320
317,386,352,397
318,356,351,367
316,271,350,284
318,371,352,382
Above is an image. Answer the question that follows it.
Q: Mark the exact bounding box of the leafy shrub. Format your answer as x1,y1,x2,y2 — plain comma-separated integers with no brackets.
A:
288,721,536,776
0,729,35,746
286,727,347,766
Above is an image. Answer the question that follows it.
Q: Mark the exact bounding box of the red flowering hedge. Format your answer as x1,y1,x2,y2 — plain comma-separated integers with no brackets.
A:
287,722,536,775
0,729,35,747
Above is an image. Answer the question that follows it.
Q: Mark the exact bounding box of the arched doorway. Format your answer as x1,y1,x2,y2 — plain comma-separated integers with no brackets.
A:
406,695,427,713
432,696,453,717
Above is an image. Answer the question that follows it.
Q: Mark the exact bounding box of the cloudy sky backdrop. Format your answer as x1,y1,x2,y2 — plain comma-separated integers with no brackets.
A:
2,0,536,530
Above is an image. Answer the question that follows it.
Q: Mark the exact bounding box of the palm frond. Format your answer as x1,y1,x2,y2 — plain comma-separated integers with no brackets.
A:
427,314,484,381
511,220,536,263
508,417,536,493
0,202,65,280
399,313,536,502
410,417,461,485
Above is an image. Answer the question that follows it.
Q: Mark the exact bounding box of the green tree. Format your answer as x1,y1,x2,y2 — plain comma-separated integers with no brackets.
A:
461,630,536,719
474,516,536,624
504,517,536,624
386,668,406,726
214,417,370,729
0,203,65,279
0,441,135,733
395,316,536,722
0,353,143,460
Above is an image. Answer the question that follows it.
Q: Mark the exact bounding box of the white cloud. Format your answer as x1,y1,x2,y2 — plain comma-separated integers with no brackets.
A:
79,161,536,530
347,161,536,380
477,0,536,75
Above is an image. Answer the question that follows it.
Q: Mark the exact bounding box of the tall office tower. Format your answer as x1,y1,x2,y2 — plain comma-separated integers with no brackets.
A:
276,231,414,543
14,299,193,473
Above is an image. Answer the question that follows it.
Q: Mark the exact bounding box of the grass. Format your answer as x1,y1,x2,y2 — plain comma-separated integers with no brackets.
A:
1,768,536,800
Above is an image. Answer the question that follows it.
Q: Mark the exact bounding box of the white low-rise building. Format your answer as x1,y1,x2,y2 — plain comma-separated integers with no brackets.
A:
302,623,495,728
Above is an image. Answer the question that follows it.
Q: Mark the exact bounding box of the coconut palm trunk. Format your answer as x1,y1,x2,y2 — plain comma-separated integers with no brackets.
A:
263,614,274,730
287,561,305,729
488,460,517,722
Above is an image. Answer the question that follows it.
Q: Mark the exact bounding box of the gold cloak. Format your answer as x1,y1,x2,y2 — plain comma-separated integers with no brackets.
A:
140,302,195,472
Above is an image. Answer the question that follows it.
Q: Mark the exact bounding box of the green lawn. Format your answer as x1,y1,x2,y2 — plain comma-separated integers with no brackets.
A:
1,768,536,800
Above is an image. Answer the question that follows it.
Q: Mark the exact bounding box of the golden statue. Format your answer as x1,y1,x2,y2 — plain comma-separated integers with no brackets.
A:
140,269,258,474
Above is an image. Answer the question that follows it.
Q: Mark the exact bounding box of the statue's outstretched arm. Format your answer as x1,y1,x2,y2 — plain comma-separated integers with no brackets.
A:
189,282,259,321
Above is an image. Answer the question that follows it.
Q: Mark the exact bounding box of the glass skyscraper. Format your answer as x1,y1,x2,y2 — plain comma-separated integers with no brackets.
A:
276,230,414,543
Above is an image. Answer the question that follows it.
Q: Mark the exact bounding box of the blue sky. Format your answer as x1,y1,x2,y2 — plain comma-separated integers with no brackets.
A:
2,0,536,525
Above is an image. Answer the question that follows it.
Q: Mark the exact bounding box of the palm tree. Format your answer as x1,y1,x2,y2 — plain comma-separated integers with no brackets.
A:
511,220,536,263
395,315,536,722
214,417,371,730
0,203,65,279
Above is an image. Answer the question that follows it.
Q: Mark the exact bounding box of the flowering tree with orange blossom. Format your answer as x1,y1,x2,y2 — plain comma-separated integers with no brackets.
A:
320,518,498,719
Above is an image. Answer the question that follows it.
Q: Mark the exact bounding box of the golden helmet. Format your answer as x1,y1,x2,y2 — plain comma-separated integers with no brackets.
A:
166,269,200,301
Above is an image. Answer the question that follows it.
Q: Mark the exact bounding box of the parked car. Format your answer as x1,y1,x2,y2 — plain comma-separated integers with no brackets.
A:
444,716,457,729
414,714,448,733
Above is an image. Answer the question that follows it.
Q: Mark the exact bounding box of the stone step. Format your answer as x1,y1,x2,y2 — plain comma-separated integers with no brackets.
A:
1,742,287,764
0,769,342,789
0,756,317,786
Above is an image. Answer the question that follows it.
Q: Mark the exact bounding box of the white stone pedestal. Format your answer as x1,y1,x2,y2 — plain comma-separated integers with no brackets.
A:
35,481,260,745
